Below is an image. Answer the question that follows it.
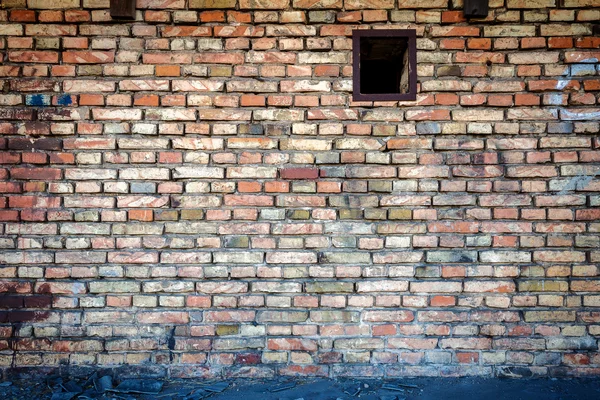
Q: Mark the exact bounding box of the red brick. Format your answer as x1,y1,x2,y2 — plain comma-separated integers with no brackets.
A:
280,168,319,180
9,10,36,22
10,168,62,180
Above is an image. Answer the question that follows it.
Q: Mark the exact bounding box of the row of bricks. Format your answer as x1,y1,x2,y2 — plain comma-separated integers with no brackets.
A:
4,0,600,11
2,208,600,224
2,195,600,210
2,192,599,208
0,22,597,39
1,264,598,278
2,75,599,92
1,308,599,324
1,153,600,170
1,351,598,371
1,123,598,138
1,35,599,54
3,277,600,293
1,296,599,312
0,27,598,49
4,164,600,178
2,362,598,379
1,136,599,151
2,234,600,251
4,210,597,225
2,323,599,341
4,321,593,335
0,58,598,80
0,63,598,83
0,120,599,138
0,336,597,353
2,192,600,210
0,354,595,373
1,76,599,91
2,4,600,23
2,192,599,206
0,39,598,57
0,291,599,309
1,139,599,154
0,249,597,264
4,59,596,78
0,296,598,311
3,292,600,308
1,93,600,110
3,0,600,11
1,346,597,362
2,107,600,123
2,141,598,156
2,319,599,339
3,163,599,180
3,170,600,187
1,209,599,224
2,8,600,26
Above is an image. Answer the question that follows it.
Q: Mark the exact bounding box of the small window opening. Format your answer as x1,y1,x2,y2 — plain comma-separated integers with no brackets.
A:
352,29,417,102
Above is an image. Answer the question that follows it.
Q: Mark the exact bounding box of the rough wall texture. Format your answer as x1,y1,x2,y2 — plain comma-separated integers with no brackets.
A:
0,0,600,379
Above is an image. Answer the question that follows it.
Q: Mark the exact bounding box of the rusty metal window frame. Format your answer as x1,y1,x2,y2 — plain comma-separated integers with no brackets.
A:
352,29,417,102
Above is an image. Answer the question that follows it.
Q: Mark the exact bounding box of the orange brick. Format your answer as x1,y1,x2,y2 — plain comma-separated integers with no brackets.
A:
467,38,491,50
129,210,153,222
265,181,289,193
241,94,265,107
79,94,104,106
487,95,513,107
134,94,159,107
237,182,262,193
440,38,465,50
200,11,226,22
156,65,181,77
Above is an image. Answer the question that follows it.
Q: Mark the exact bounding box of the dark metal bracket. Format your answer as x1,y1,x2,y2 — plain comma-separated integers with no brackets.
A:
110,0,136,19
464,0,489,18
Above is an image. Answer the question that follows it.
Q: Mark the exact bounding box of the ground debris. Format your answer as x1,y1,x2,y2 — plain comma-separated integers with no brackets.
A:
153,387,190,398
268,381,296,392
61,380,83,394
202,381,229,393
383,382,419,390
95,375,114,393
381,384,405,392
109,379,163,395
343,385,361,396
183,389,212,400
50,393,78,400
0,375,599,400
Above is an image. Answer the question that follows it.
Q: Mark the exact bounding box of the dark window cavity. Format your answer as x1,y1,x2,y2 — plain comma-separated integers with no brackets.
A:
352,29,417,102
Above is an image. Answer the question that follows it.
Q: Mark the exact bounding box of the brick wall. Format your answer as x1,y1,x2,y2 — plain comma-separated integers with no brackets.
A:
1,0,599,379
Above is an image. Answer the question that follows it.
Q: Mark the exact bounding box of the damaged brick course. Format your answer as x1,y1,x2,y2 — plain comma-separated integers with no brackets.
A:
0,0,599,379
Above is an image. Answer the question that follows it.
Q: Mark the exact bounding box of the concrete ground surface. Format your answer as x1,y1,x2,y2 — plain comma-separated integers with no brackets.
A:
210,378,599,400
1,376,600,400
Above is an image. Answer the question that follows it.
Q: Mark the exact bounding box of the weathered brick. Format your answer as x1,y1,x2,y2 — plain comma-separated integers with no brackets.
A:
363,311,414,322
190,0,237,8
28,0,80,8
138,312,189,324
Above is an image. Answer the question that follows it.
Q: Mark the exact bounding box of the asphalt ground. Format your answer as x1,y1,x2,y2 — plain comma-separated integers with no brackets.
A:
1,376,599,400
